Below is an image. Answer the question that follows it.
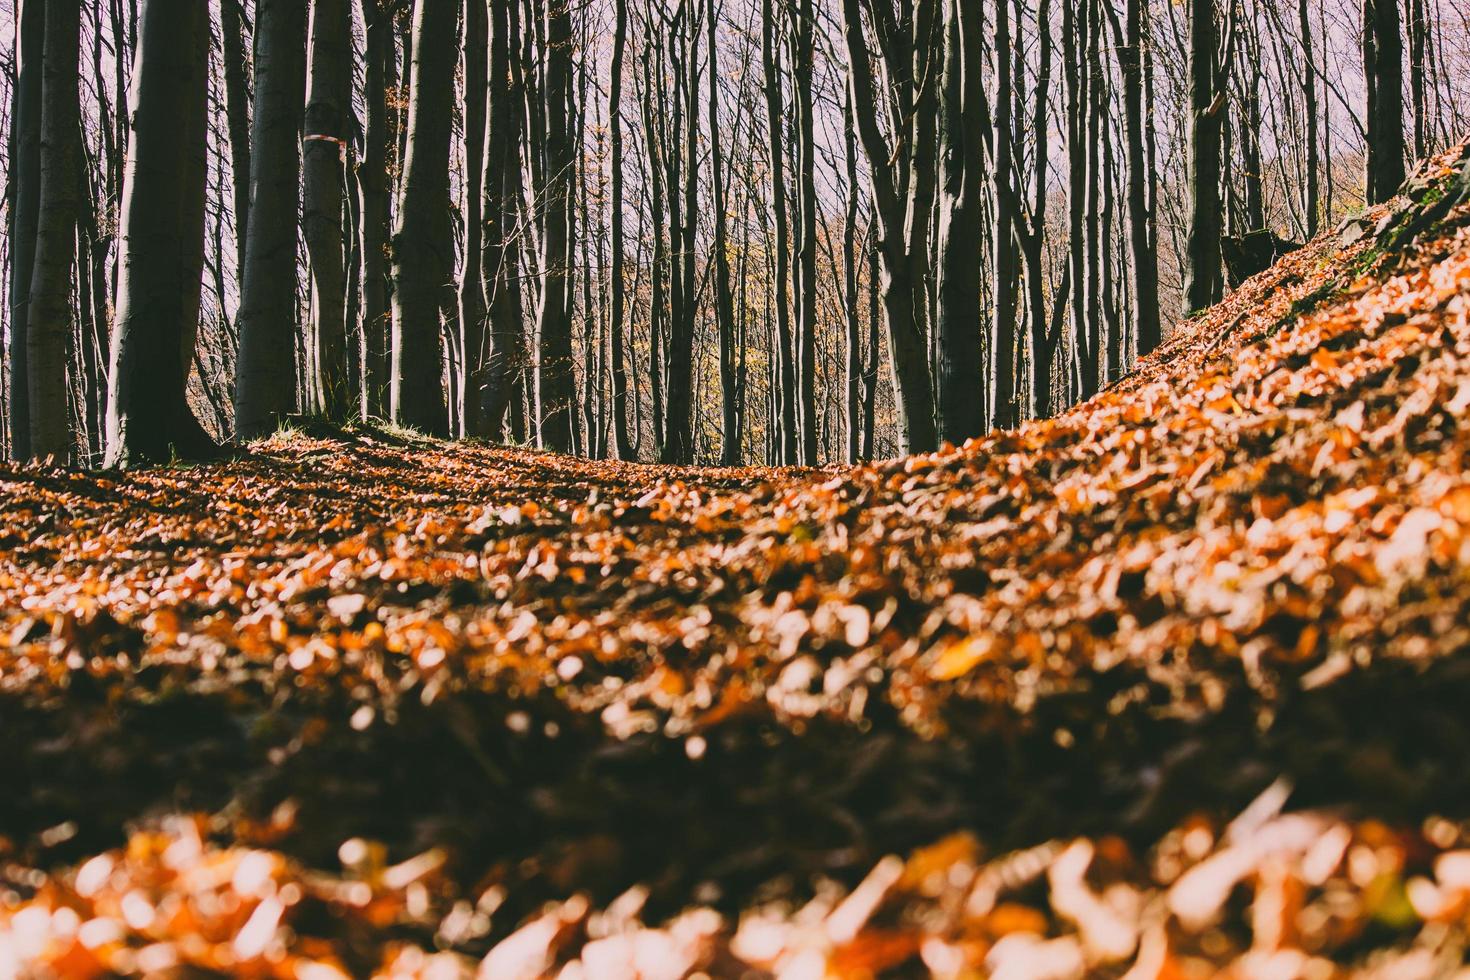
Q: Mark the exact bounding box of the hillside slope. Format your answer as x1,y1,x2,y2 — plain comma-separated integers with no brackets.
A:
4,146,1470,977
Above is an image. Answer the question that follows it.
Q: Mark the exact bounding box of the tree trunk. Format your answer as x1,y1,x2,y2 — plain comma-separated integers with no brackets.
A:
1363,0,1406,203
1183,0,1224,315
234,0,307,440
1120,0,1160,355
935,0,985,442
27,0,83,460
461,0,488,437
105,0,217,466
359,0,392,418
608,0,633,459
840,0,938,455
794,0,819,464
303,0,351,420
481,0,527,441
535,0,575,451
7,0,43,460
221,0,252,277
390,0,454,436
1299,0,1320,236
763,0,797,464
709,0,740,466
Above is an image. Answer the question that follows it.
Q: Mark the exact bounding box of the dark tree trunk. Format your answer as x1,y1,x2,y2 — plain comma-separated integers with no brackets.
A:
481,0,527,441
303,0,352,420
7,0,43,460
608,0,633,460
793,0,818,464
27,0,83,460
234,0,307,440
709,0,740,466
461,0,488,437
1363,0,1406,203
535,0,575,452
359,0,393,418
1183,0,1224,315
935,0,985,442
105,0,217,466
763,0,797,464
390,0,454,436
1120,0,1160,355
221,0,252,277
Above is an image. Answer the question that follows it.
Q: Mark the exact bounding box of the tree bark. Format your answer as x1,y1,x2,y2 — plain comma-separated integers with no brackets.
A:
762,0,797,464
535,0,575,451
1120,0,1160,355
935,0,986,441
709,0,740,466
391,0,454,436
234,0,307,440
793,0,819,464
359,0,393,418
7,0,43,460
221,0,252,277
105,0,217,466
27,0,83,460
303,0,352,420
1363,0,1406,203
461,0,489,436
608,0,634,459
1183,0,1224,315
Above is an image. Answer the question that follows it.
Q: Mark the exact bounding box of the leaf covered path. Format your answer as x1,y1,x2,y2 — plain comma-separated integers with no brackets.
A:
7,149,1470,976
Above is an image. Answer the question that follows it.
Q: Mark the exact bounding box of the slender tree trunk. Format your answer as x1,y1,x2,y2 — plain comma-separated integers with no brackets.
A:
391,0,454,436
1121,0,1159,355
481,0,527,441
359,0,392,418
794,0,819,464
7,0,43,460
303,0,351,420
27,0,83,460
935,0,985,442
709,0,739,466
990,0,1018,429
105,0,217,466
535,0,575,451
840,0,938,454
1299,0,1320,236
1183,0,1224,315
608,0,633,459
1363,0,1406,203
843,91,862,464
461,0,488,436
234,0,307,440
221,0,252,276
763,0,797,463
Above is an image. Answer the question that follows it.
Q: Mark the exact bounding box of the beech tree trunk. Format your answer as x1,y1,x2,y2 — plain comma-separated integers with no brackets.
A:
1183,0,1224,315
7,0,43,460
935,0,985,442
535,0,575,452
234,0,307,440
303,0,352,420
461,0,488,437
608,0,633,460
27,0,83,460
391,0,454,436
105,0,216,466
221,0,252,276
359,0,393,418
1363,0,1406,203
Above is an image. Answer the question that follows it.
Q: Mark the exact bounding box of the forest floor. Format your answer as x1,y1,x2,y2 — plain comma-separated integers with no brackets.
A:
6,147,1470,979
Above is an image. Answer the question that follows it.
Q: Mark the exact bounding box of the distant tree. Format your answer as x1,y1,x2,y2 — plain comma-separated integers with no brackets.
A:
534,0,576,452
1183,0,1227,316
105,0,217,466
